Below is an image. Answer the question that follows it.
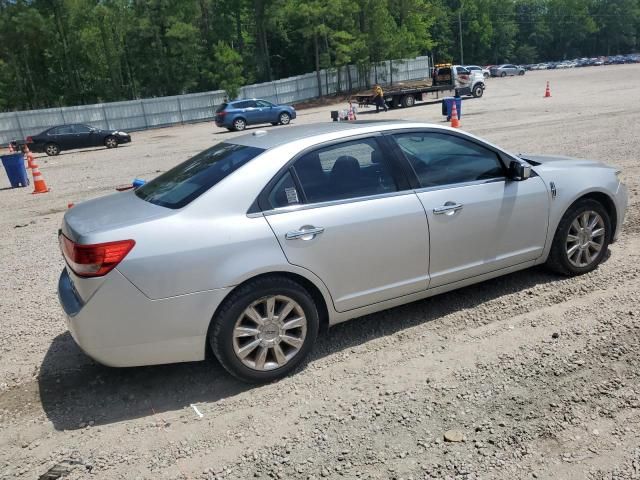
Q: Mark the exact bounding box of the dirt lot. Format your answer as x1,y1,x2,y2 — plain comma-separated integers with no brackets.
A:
1,65,639,480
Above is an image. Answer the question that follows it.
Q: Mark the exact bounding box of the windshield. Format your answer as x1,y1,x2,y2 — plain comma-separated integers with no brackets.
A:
135,142,264,209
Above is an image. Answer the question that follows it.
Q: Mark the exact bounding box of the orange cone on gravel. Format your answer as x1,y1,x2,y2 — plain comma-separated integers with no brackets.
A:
544,81,552,98
450,101,460,128
30,160,50,194
24,146,35,169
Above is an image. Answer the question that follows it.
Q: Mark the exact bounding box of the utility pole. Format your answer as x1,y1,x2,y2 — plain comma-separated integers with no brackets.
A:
458,3,464,65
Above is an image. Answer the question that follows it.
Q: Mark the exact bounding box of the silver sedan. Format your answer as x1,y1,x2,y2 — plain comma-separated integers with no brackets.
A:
58,122,628,382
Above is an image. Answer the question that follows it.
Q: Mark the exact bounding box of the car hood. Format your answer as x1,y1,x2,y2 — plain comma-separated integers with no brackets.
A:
62,190,171,241
518,153,610,169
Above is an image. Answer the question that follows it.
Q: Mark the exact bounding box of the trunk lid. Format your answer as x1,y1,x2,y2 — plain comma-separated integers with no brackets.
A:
62,190,171,242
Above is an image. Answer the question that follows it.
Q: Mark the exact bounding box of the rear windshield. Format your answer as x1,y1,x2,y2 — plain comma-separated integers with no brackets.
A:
135,142,264,209
215,103,228,113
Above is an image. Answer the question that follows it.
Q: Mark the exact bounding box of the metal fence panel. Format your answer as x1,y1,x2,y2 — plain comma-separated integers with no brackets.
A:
0,56,430,145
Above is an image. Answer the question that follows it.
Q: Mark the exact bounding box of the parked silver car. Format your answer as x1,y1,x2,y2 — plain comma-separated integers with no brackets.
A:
58,122,627,382
490,64,526,77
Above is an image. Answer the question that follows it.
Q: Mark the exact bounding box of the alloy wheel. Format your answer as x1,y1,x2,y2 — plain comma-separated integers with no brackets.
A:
232,295,307,371
105,137,118,148
46,144,59,156
566,210,605,268
279,113,290,125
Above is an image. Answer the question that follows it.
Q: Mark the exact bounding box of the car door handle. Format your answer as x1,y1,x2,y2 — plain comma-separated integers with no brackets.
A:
433,203,464,215
285,226,325,240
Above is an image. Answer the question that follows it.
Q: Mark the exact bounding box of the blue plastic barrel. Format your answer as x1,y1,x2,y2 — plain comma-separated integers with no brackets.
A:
132,178,146,188
442,97,462,121
1,153,29,188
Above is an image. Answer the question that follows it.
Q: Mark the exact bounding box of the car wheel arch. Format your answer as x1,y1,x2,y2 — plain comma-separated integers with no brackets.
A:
549,190,618,245
573,191,618,240
206,271,332,354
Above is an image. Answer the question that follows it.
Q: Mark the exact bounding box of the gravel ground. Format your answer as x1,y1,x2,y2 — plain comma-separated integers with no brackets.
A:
0,65,639,480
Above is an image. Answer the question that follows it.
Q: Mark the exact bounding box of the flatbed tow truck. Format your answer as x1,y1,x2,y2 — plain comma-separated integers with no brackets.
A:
352,64,485,109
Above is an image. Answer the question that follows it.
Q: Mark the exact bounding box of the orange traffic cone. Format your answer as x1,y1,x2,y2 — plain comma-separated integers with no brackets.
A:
450,101,460,128
543,81,551,98
30,161,50,194
24,146,35,169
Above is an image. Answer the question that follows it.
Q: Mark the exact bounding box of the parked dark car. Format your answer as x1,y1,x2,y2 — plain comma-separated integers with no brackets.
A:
214,99,296,131
26,124,131,156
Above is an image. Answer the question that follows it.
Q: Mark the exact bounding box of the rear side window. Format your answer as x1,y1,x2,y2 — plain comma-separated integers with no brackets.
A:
50,126,73,135
136,143,264,209
291,138,398,204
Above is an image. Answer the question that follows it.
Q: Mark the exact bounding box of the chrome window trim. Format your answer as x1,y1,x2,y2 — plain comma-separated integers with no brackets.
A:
413,177,505,194
257,190,414,217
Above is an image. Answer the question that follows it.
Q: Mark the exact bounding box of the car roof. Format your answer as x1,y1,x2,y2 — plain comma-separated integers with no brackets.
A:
228,120,445,150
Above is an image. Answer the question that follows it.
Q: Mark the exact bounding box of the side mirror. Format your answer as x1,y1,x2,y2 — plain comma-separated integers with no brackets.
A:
509,160,531,181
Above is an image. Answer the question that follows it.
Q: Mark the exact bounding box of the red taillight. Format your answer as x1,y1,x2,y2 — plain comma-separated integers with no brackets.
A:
59,234,135,277
217,111,227,117
26,136,33,143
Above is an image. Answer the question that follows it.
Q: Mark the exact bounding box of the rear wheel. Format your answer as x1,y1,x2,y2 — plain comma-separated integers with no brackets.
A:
45,143,60,156
501,72,507,77
105,136,118,149
401,95,416,108
210,276,319,383
279,112,291,125
519,70,525,76
546,199,611,276
232,118,246,131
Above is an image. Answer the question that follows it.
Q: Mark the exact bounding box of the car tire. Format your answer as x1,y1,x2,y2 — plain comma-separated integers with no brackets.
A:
105,136,118,149
45,143,60,156
472,85,484,98
519,70,525,76
501,72,507,77
483,72,489,78
209,276,320,383
545,199,611,276
279,112,291,125
232,118,246,131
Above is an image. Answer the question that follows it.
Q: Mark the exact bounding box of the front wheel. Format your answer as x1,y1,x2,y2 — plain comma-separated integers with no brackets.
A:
279,112,291,125
472,85,484,98
105,136,118,149
519,70,525,76
210,276,319,383
546,199,611,276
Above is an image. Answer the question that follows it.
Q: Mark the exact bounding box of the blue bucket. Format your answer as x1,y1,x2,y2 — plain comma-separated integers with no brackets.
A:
1,153,29,188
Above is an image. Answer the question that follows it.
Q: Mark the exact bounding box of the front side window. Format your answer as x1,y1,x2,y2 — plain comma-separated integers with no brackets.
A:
136,143,264,209
73,125,92,133
393,132,505,188
291,138,398,204
256,100,273,108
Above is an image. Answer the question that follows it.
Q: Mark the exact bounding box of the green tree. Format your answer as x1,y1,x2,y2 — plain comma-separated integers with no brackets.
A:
212,41,245,98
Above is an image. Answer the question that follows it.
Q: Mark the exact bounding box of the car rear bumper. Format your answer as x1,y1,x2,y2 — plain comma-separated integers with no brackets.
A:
57,267,232,367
